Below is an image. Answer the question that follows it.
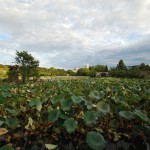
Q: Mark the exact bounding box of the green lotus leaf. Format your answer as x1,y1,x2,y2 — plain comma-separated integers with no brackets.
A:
0,120,4,126
28,99,42,107
2,86,11,92
84,111,99,126
0,145,14,150
61,99,72,111
0,117,5,127
64,117,78,133
59,110,68,120
5,108,16,114
0,95,5,104
109,119,119,129
97,102,110,114
86,131,106,150
5,118,19,129
119,111,134,120
71,95,84,103
99,91,105,99
89,91,100,100
85,101,93,109
51,95,63,105
134,109,149,122
48,109,60,122
2,92,11,98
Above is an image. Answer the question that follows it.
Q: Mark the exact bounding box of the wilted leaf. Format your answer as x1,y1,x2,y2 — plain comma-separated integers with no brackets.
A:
0,128,8,136
37,104,42,111
45,144,57,150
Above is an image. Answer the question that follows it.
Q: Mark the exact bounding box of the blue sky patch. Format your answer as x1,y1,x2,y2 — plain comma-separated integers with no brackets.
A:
0,33,10,40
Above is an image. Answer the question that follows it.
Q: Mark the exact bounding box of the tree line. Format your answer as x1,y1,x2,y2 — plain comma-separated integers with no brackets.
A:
110,59,150,78
5,51,150,83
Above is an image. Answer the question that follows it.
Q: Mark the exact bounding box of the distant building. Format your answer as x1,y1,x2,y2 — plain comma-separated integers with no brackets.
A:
84,64,89,69
72,68,79,73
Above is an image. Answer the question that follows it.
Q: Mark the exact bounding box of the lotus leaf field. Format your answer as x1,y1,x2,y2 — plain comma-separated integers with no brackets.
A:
0,78,150,150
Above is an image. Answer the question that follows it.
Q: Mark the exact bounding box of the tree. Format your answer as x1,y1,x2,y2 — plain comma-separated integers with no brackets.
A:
139,63,150,71
76,68,89,76
116,59,127,70
15,51,39,83
67,70,76,76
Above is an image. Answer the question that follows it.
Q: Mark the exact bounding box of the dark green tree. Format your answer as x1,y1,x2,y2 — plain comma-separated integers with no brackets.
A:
116,59,127,70
76,68,89,76
67,70,76,76
139,63,150,71
15,51,39,83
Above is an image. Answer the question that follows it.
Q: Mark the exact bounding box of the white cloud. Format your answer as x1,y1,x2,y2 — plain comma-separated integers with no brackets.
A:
0,0,150,68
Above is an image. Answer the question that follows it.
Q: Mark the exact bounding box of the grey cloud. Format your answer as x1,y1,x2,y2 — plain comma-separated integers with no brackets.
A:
0,0,150,68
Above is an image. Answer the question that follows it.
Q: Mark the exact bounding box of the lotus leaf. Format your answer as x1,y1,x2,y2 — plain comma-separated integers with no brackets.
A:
64,117,78,133
134,109,149,122
48,109,60,122
109,119,119,129
61,99,72,111
2,92,11,98
86,131,106,150
0,145,14,150
51,95,62,105
119,111,134,120
89,91,100,100
84,111,99,126
71,95,84,103
0,119,4,126
85,100,93,109
28,99,42,107
5,108,16,114
5,118,19,129
97,102,110,114
0,95,5,104
59,110,68,119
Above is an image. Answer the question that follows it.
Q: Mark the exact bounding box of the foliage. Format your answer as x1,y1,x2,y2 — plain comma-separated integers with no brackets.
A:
63,117,78,133
116,59,127,70
86,131,106,150
84,111,99,126
15,51,39,83
0,78,149,149
110,60,150,78
76,68,90,76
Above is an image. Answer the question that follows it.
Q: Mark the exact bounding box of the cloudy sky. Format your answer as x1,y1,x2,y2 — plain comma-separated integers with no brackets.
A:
0,0,150,69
